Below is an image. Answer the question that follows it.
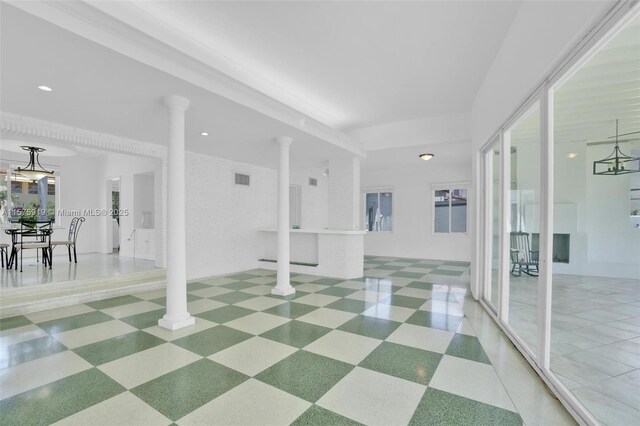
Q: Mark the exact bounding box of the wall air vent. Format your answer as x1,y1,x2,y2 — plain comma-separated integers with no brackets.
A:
309,177,318,186
234,173,250,186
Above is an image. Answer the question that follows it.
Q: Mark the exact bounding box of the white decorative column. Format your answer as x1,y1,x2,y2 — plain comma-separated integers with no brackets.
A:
158,95,195,330
272,136,295,296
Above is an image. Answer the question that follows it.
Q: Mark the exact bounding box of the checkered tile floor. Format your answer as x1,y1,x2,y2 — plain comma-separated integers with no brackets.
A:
0,256,524,425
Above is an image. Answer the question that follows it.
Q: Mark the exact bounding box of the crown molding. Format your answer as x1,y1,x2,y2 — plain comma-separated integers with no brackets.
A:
0,112,167,158
5,0,365,158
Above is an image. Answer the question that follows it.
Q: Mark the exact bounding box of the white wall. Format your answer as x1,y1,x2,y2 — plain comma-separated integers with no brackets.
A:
290,166,329,229
361,161,472,261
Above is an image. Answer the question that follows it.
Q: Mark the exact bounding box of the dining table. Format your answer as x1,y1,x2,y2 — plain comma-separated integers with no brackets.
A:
1,222,65,270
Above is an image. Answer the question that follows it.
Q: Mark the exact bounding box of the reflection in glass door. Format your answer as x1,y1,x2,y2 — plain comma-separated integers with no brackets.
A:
505,105,540,355
483,139,501,311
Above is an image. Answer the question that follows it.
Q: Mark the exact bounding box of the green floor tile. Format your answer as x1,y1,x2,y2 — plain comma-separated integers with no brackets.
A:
260,320,331,348
325,298,374,314
256,350,353,402
0,368,125,426
220,281,259,290
399,258,424,263
149,294,202,306
359,342,442,385
131,358,248,421
37,311,112,334
120,309,166,329
316,287,358,297
337,315,402,340
0,315,31,331
430,269,464,277
210,291,257,304
409,264,436,270
409,388,522,426
263,302,318,319
86,295,143,310
376,264,405,271
226,273,260,280
445,334,491,364
74,331,165,365
390,271,426,279
384,294,426,309
187,282,213,291
312,278,344,286
406,311,463,332
1,336,67,369
172,325,252,356
291,405,363,426
196,305,255,323
407,281,435,290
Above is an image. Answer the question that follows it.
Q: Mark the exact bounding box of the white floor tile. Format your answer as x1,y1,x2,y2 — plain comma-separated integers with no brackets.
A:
0,324,48,346
24,304,95,323
304,330,381,365
53,320,137,349
296,308,356,328
225,312,290,335
0,351,92,399
386,323,454,353
317,367,425,426
101,301,164,319
429,355,516,412
52,392,171,426
363,303,415,322
177,379,310,425
185,298,226,315
233,296,287,311
208,337,297,376
98,343,201,389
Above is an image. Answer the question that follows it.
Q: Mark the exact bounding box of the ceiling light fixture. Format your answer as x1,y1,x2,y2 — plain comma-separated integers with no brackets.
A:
593,120,640,175
419,153,434,161
38,85,53,92
566,152,578,159
200,132,209,136
15,146,54,182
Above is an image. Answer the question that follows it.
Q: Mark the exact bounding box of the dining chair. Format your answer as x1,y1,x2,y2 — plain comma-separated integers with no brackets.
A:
51,217,85,263
14,219,53,272
0,242,8,268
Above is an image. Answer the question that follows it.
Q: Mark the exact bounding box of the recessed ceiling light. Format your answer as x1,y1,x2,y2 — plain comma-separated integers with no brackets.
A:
419,153,434,161
566,152,578,159
200,132,209,136
38,85,53,92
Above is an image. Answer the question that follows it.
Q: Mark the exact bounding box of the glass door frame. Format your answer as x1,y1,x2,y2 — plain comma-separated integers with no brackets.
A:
475,3,639,424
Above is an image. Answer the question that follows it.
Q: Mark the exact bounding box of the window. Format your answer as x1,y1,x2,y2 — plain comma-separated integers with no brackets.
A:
2,164,58,223
364,190,393,231
433,185,468,233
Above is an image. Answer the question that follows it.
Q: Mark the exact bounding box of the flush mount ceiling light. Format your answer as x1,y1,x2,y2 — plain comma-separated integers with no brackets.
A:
419,153,434,161
37,85,53,92
15,146,54,182
566,152,578,159
593,119,640,176
200,132,209,136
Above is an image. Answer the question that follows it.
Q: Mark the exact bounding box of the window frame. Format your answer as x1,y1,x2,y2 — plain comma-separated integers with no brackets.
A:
431,182,470,235
362,187,394,233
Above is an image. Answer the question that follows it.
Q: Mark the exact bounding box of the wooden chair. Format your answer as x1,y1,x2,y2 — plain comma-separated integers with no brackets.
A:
51,217,85,263
510,232,539,277
13,219,53,272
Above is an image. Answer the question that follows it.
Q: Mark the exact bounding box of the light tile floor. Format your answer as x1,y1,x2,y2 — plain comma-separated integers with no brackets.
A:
0,253,158,289
508,272,640,425
0,257,573,425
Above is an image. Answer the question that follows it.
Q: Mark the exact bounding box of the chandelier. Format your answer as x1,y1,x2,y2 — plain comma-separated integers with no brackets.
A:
593,120,640,175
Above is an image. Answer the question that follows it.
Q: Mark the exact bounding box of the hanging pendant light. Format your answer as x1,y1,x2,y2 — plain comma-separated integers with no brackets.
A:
593,120,640,175
15,146,54,181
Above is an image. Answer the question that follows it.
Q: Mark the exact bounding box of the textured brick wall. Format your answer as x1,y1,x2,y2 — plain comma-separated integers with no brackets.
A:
328,156,361,230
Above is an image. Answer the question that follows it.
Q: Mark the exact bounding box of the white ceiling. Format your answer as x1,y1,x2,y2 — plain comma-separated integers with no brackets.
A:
0,4,353,169
362,140,471,172
125,0,522,130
